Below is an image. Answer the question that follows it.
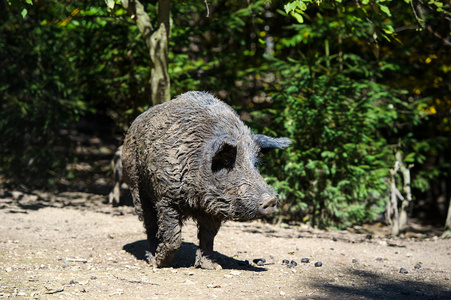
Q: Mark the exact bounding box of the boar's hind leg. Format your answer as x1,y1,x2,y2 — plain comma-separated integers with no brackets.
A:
195,219,222,270
127,183,160,267
154,200,182,267
142,202,159,266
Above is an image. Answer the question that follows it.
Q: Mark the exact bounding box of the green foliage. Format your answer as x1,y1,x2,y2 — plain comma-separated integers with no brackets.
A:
1,0,449,228
258,69,415,228
1,1,86,187
168,0,270,101
0,0,145,187
248,0,435,227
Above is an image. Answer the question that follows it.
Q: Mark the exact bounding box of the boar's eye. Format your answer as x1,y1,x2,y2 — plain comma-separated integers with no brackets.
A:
211,143,237,173
254,157,262,169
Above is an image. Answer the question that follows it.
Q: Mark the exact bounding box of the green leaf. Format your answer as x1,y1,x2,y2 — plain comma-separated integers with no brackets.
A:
105,0,115,10
299,1,307,11
379,4,391,16
404,152,415,163
284,2,298,13
291,11,304,23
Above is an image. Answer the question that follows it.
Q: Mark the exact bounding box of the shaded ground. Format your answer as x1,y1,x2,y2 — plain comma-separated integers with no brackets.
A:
0,191,450,299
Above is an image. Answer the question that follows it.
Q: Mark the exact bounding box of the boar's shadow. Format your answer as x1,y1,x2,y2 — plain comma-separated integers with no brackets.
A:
123,240,266,271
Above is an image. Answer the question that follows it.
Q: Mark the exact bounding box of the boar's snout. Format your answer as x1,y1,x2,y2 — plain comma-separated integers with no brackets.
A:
259,193,277,215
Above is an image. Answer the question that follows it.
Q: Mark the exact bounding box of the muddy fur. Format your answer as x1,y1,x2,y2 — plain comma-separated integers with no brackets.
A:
122,91,291,269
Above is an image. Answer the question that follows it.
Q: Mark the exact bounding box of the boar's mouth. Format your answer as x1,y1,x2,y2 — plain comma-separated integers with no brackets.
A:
229,194,277,221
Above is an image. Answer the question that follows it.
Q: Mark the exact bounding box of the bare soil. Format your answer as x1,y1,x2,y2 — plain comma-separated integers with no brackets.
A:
1,190,450,299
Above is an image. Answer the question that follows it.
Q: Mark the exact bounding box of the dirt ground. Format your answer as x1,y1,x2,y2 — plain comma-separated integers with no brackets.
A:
1,190,450,300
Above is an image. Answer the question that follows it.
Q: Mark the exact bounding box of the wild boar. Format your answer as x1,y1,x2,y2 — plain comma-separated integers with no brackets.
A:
122,91,290,269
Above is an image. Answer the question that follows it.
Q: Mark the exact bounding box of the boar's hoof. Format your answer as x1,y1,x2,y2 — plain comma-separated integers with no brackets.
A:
145,251,158,268
195,251,222,270
195,258,222,270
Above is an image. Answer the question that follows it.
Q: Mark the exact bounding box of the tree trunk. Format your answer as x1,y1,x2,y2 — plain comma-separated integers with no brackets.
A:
120,0,171,106
442,196,451,238
389,163,400,236
149,20,170,105
396,151,412,232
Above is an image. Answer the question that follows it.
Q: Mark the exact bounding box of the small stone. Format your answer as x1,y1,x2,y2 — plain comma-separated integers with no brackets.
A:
282,259,289,264
314,262,323,267
287,260,297,268
352,259,358,264
238,260,249,266
230,270,241,276
414,264,422,269
301,258,310,263
11,191,23,200
376,257,383,261
253,258,266,266
399,268,408,274
110,289,123,296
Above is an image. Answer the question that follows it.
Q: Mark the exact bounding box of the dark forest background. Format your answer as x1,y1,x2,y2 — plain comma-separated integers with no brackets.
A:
1,0,450,233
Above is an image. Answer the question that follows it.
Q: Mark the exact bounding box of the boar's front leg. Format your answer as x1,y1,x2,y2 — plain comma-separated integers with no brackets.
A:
195,218,222,270
154,200,182,267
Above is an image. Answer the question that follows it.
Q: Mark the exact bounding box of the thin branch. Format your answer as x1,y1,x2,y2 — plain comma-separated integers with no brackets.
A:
204,0,210,17
427,25,451,47
112,274,159,285
411,0,425,29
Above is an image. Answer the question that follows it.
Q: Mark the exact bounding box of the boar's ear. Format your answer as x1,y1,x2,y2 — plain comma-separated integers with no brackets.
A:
253,134,291,155
211,141,237,173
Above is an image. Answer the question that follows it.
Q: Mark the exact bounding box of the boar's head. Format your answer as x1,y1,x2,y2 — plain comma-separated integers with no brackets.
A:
198,124,291,221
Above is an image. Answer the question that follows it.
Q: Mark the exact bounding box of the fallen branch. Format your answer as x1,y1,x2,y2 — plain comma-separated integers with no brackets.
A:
65,258,87,263
112,274,159,285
